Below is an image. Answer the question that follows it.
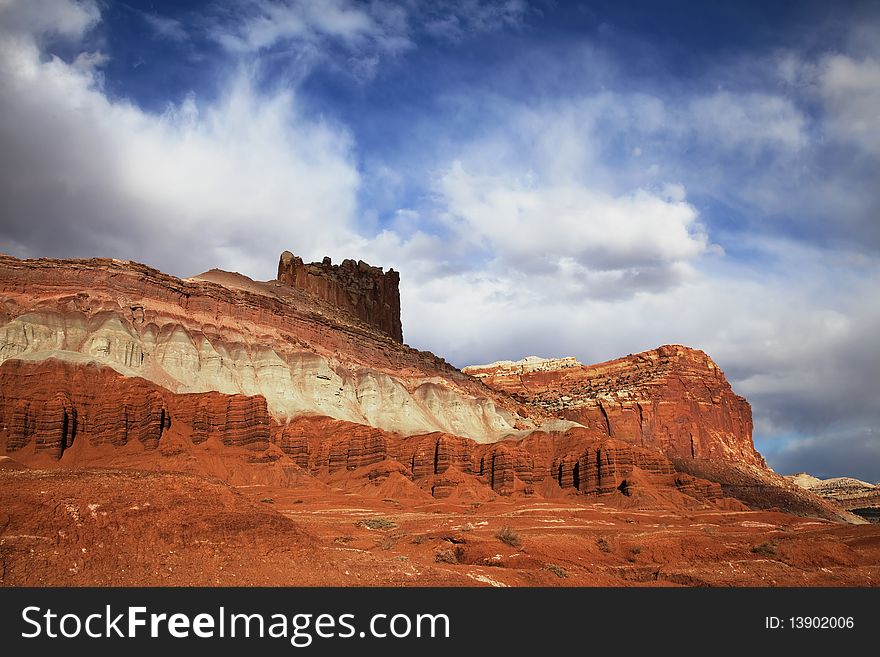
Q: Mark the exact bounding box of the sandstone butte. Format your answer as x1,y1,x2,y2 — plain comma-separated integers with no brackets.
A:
1,251,878,587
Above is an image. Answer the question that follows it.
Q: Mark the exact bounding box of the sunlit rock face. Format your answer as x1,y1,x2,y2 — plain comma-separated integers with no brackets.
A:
0,254,527,442
465,345,765,468
277,250,402,343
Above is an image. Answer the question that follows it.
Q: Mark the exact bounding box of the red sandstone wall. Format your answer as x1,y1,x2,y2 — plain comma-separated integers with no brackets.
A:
277,251,402,343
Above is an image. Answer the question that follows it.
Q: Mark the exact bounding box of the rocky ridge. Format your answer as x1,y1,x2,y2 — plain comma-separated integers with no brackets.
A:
0,254,527,442
788,473,880,522
464,356,583,377
0,252,860,524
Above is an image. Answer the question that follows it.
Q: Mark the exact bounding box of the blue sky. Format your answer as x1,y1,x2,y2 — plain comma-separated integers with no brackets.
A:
1,0,879,481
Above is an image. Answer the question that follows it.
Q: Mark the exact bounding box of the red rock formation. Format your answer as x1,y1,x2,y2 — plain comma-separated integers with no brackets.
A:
0,358,268,454
172,392,270,450
467,345,765,468
277,250,402,342
278,415,719,501
1,358,857,522
0,253,524,441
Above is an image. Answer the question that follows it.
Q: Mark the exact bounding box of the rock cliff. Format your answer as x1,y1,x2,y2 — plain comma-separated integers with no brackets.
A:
277,250,402,343
465,345,764,468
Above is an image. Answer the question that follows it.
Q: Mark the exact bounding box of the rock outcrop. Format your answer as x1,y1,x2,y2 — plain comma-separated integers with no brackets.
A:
1,356,857,522
276,414,725,503
788,473,880,522
465,345,764,468
277,250,402,343
1,252,856,524
464,356,582,377
0,358,267,454
0,254,526,442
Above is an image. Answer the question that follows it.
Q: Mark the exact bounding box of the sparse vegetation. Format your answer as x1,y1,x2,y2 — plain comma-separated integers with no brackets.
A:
545,563,567,578
410,535,430,545
751,542,777,557
358,518,397,530
376,536,397,551
495,526,522,548
596,537,612,553
260,497,274,504
435,549,458,564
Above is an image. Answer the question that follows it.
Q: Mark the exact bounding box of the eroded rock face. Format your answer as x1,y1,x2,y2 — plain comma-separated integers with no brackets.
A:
278,250,402,343
2,358,857,522
278,414,716,500
0,254,526,442
0,358,266,453
466,345,765,468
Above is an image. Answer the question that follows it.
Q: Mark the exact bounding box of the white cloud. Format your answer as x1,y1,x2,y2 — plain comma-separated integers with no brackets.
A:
142,13,188,42
212,0,412,55
423,0,527,42
438,161,707,279
818,54,880,157
0,0,99,40
0,0,361,279
688,91,808,154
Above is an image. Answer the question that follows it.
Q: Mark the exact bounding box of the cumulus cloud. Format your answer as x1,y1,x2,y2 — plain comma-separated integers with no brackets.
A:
0,0,361,278
437,161,707,287
366,60,880,480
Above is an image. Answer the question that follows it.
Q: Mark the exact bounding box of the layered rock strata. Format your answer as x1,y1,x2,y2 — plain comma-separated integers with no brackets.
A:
465,345,764,467
788,473,880,522
0,254,526,442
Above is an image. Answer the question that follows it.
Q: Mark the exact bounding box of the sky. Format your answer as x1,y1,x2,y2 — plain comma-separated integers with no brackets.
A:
1,0,878,481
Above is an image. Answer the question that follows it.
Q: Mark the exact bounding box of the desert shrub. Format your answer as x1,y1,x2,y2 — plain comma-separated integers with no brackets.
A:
751,542,777,557
545,564,567,578
596,537,612,553
358,518,397,530
495,526,522,548
260,498,274,504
